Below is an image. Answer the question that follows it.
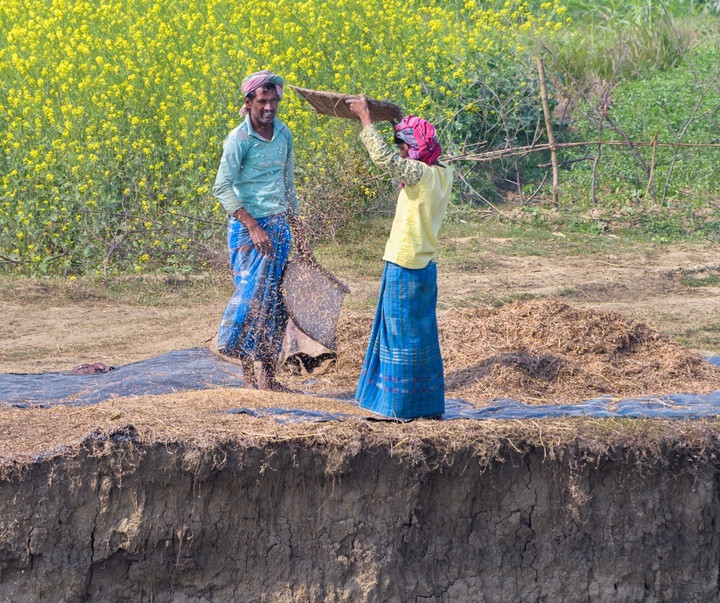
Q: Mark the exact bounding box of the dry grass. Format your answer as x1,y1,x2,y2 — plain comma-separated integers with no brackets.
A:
2,299,719,472
3,388,720,477
440,300,720,403
291,299,720,403
0,388,366,470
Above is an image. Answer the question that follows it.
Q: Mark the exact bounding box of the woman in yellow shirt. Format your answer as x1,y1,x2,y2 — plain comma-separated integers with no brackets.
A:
347,95,454,419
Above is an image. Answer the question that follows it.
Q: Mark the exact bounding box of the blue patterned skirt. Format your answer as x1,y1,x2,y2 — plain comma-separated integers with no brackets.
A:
217,214,291,361
355,261,445,419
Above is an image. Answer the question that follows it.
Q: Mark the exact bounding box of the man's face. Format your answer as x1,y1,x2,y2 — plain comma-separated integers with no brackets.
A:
245,87,279,126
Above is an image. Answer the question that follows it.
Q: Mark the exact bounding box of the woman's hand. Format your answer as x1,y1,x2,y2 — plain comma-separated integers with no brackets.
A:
345,94,372,127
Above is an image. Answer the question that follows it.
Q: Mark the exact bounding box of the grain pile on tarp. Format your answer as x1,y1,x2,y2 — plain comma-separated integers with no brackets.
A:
1,300,717,412
311,300,720,404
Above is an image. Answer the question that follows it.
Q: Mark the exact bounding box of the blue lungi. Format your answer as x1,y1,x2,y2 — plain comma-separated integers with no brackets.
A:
217,214,291,360
355,261,445,419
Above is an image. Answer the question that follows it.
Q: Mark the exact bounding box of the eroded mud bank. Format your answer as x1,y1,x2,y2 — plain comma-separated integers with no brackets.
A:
1,429,719,603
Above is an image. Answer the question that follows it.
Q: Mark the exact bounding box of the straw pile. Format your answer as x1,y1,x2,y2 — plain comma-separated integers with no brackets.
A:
5,388,720,473
317,299,720,404
1,299,719,468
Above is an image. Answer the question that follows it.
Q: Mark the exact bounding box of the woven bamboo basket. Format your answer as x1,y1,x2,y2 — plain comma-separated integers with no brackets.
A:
290,86,403,123
281,258,351,350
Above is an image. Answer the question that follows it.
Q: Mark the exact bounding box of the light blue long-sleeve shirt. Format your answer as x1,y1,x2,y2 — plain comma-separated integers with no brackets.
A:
212,115,299,218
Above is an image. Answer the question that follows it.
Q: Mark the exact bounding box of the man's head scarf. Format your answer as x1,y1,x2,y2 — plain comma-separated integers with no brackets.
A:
394,115,442,166
240,70,284,116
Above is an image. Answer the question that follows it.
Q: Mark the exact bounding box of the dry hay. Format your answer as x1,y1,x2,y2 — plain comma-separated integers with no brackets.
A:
4,387,720,476
294,299,720,405
0,387,370,465
439,300,720,404
2,299,719,468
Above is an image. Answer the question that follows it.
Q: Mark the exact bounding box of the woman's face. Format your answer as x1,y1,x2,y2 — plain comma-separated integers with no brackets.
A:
396,141,410,159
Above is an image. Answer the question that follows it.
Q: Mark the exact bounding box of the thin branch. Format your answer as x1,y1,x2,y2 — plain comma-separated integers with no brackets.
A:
444,139,720,163
454,169,518,221
591,81,612,206
523,171,549,205
591,146,602,206
536,56,560,204
661,65,720,204
537,155,593,168
103,228,149,277
645,131,658,201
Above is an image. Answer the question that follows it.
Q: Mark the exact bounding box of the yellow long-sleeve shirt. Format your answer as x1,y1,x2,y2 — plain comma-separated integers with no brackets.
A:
360,124,454,269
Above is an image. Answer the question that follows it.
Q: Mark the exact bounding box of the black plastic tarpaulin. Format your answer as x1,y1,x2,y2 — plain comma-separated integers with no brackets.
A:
0,348,246,408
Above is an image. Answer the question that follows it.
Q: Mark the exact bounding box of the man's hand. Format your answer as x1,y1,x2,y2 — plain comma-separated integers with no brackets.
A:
248,223,273,256
345,94,372,127
233,208,273,256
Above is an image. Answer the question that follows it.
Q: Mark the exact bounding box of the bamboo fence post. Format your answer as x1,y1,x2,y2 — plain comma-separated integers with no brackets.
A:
591,117,605,206
645,131,658,201
536,56,559,205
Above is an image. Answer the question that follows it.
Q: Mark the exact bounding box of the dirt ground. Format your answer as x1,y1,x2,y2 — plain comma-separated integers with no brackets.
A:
3,240,719,603
1,239,720,465
2,242,718,375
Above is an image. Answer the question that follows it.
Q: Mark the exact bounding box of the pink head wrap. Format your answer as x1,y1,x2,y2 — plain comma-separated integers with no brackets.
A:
240,70,284,116
394,115,442,166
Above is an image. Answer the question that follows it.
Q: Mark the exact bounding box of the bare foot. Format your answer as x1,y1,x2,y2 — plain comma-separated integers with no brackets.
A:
257,377,298,394
242,378,258,390
240,357,257,390
258,358,299,393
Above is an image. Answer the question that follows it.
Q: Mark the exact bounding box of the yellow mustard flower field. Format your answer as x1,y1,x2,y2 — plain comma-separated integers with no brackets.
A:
0,0,567,274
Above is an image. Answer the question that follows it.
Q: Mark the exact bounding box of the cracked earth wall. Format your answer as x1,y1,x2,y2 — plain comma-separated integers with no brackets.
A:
1,437,719,603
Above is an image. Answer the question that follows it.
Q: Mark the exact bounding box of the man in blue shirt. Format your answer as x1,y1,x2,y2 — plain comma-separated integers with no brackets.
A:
212,70,312,392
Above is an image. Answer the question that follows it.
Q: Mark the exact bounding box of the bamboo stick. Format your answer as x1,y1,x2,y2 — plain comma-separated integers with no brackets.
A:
536,56,559,204
645,131,658,201
444,140,720,163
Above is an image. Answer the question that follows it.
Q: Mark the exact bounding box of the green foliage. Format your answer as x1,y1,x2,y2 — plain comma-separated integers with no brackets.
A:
540,0,719,210
559,45,720,206
548,20,695,86
680,273,720,287
440,52,555,201
565,217,609,235
563,0,719,20
442,55,552,151
1,0,718,275
544,0,704,99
